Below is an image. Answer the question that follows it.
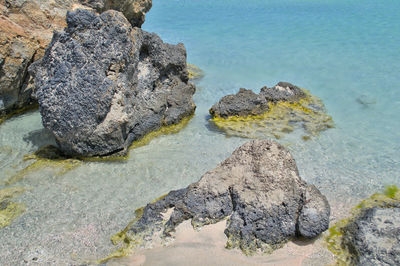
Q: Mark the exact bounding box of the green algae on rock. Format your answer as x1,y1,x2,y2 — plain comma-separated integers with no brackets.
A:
0,103,38,125
325,186,400,265
84,114,194,162
187,64,204,80
3,114,193,183
210,83,334,140
0,187,26,228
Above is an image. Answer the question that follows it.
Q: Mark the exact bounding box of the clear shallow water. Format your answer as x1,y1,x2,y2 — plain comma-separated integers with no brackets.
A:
1,0,400,264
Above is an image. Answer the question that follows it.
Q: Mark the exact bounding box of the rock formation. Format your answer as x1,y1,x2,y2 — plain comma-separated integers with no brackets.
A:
110,140,330,258
209,88,269,118
79,0,152,27
209,82,334,140
326,186,400,265
187,64,204,81
0,0,151,116
29,9,196,157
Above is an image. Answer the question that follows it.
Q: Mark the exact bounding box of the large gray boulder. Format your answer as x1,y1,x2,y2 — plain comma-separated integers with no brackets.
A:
29,9,195,157
114,140,330,254
0,0,152,117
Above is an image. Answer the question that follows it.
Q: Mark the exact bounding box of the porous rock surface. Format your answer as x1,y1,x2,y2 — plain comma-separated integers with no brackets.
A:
0,0,151,115
80,0,152,27
260,81,306,102
209,88,269,118
342,207,400,265
209,82,305,118
29,9,195,157
116,140,330,254
326,186,400,266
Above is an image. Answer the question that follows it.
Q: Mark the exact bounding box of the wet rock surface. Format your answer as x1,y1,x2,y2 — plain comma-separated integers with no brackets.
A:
111,140,330,257
209,82,334,140
29,9,196,157
326,186,400,265
0,0,152,116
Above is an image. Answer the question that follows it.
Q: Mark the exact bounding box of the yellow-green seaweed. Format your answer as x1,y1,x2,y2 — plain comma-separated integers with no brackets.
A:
210,89,334,140
128,114,193,151
187,64,204,80
3,115,193,185
0,103,38,125
325,185,400,265
3,145,81,186
0,187,26,228
82,114,193,162
100,194,169,263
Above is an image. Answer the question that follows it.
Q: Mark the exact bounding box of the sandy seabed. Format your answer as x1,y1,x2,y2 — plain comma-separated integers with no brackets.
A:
108,218,335,266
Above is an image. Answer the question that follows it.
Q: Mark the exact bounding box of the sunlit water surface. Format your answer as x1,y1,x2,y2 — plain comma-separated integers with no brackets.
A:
0,0,399,264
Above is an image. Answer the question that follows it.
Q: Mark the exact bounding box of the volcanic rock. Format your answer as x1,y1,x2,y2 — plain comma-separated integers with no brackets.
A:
327,187,400,265
209,88,269,118
209,82,334,139
29,9,195,157
343,207,400,265
113,140,330,255
0,0,152,116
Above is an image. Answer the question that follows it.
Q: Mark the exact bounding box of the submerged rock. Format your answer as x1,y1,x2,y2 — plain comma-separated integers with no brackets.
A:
29,9,196,157
187,64,204,81
109,140,330,259
209,82,334,140
326,186,400,265
0,0,152,117
0,187,26,228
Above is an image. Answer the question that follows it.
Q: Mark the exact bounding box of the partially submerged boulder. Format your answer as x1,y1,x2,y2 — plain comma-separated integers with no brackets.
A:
109,140,330,259
210,88,269,118
0,0,152,116
326,186,400,265
29,9,196,157
187,64,204,81
209,82,334,140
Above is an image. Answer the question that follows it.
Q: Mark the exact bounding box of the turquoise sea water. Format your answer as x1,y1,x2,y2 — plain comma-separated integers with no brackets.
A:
0,0,399,264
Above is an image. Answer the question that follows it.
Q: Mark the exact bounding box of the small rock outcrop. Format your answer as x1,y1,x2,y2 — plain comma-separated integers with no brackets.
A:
111,140,330,257
209,82,334,140
260,82,306,102
29,9,196,157
79,0,152,27
326,186,400,265
210,88,269,118
0,0,152,116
